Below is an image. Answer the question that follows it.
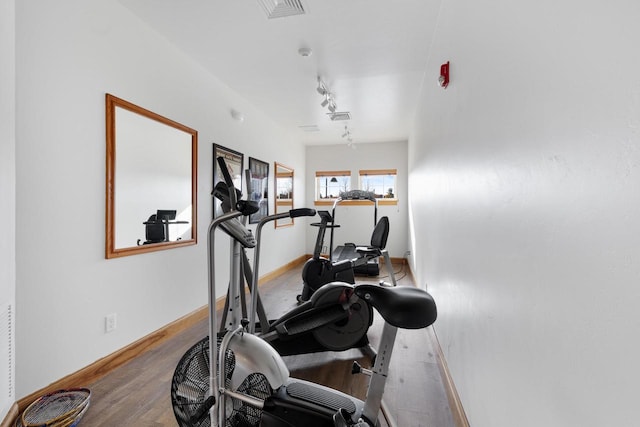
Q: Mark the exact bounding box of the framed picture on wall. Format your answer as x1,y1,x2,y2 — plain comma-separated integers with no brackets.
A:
213,144,244,218
248,157,269,224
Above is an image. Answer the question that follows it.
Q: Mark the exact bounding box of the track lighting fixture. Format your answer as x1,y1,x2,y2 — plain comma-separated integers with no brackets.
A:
344,124,355,149
341,125,352,142
317,76,327,96
320,92,337,113
316,76,347,119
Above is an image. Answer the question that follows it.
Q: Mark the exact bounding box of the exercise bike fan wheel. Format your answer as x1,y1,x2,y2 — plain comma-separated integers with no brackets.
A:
171,335,273,427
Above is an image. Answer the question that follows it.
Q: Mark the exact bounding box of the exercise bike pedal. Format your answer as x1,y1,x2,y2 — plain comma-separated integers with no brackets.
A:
351,361,372,376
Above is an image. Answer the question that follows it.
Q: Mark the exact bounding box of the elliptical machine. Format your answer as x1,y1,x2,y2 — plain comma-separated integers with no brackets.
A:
170,160,438,426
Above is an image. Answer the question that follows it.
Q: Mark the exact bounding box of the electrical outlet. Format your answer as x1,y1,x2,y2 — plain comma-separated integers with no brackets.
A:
405,250,411,257
105,313,117,333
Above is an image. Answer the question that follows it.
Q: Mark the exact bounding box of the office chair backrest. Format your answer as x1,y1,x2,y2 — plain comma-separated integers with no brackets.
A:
145,214,165,243
370,216,389,250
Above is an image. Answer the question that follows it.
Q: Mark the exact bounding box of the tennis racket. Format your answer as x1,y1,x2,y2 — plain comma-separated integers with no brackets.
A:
21,388,90,427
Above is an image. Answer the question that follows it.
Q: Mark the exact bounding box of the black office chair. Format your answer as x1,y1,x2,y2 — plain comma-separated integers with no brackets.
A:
137,214,165,245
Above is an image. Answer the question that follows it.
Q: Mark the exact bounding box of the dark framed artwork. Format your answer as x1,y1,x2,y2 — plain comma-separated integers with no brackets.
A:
213,144,244,218
248,157,269,224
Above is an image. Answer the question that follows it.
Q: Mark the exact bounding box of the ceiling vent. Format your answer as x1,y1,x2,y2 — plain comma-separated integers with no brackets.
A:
299,125,320,132
258,0,306,19
328,112,352,121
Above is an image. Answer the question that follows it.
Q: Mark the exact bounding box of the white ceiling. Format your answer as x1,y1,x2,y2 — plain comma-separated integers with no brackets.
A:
120,0,441,145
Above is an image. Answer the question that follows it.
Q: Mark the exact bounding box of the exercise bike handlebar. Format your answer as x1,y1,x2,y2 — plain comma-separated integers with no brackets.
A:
206,209,244,427
289,207,317,218
248,208,317,333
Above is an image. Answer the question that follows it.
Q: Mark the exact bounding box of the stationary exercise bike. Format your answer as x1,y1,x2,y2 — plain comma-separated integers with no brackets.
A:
170,170,438,426
298,210,397,302
249,209,375,357
210,158,376,356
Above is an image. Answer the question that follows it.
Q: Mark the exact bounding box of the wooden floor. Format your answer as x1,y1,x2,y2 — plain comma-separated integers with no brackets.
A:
78,261,455,427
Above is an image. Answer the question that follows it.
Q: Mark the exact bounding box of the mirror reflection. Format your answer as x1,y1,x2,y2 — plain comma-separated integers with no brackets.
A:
274,162,294,228
106,94,198,258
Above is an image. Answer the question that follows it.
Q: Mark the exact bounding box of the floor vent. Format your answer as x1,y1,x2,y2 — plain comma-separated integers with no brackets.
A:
257,0,306,19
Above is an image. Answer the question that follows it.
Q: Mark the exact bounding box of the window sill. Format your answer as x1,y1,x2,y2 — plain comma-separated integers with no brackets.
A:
314,199,398,206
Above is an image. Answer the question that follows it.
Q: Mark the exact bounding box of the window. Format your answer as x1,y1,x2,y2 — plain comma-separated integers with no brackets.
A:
275,168,293,201
359,169,397,200
315,170,351,201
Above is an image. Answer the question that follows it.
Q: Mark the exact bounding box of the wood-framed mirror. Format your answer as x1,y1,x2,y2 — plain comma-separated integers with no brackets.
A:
105,94,198,258
274,162,294,228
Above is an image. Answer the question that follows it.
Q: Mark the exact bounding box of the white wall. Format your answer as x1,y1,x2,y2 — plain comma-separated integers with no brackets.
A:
305,141,408,258
15,0,306,398
0,0,16,418
409,0,640,426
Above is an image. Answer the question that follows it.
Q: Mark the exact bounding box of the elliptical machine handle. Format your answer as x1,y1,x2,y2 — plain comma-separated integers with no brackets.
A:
289,208,316,218
216,156,238,208
248,207,316,333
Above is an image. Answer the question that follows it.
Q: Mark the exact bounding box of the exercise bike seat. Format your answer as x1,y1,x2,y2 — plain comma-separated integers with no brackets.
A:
354,285,437,329
355,246,382,257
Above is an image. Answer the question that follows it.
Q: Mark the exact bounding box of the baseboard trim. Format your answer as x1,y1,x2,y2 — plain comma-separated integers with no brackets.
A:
15,255,308,415
16,304,209,413
0,402,19,427
389,256,406,265
258,255,307,285
429,327,470,427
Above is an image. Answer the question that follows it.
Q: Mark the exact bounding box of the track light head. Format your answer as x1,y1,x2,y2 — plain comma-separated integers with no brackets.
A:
316,76,327,95
316,76,342,116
